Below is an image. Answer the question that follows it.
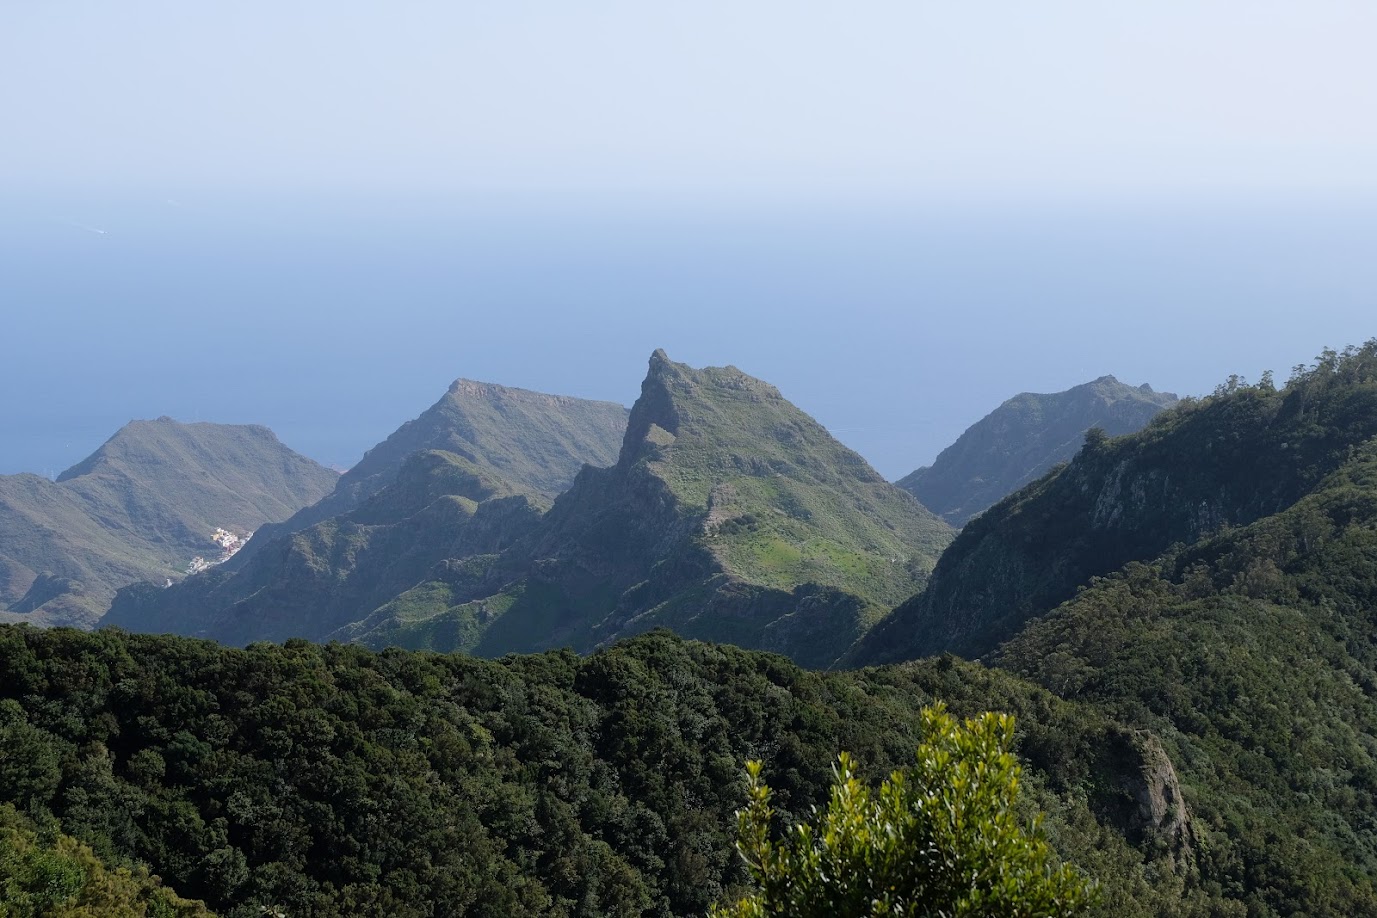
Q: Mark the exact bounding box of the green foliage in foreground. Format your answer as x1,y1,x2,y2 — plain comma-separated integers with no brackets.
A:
0,803,212,917
714,706,1096,917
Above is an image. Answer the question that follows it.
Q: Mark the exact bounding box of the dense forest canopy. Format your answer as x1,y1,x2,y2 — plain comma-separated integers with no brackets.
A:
0,626,1205,917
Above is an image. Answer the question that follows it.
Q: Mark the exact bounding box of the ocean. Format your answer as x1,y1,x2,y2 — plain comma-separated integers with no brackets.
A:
2,190,1373,480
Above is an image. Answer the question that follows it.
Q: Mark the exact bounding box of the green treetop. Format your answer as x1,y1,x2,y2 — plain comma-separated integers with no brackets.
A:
714,704,1097,917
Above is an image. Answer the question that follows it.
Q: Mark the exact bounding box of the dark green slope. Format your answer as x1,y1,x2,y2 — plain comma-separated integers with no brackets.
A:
991,434,1377,915
855,345,1377,666
0,419,337,628
102,450,547,644
345,351,953,668
898,375,1177,527
0,626,1209,917
227,379,629,568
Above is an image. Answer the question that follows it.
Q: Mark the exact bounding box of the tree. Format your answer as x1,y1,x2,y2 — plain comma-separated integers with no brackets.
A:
712,704,1097,917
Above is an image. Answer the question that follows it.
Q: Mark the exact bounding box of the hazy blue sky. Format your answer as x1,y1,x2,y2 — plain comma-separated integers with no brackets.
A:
2,4,1375,481
5,2,1376,201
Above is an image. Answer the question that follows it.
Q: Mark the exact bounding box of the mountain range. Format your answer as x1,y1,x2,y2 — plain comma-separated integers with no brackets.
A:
223,378,629,567
0,418,337,628
6,341,1377,914
101,379,631,647
106,352,952,669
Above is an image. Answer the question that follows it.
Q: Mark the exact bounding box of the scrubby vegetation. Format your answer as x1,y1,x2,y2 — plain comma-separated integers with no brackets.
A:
0,803,212,917
713,706,1097,917
859,340,1377,664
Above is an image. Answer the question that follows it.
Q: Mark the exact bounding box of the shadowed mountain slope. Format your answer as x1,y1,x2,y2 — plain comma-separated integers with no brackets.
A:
227,379,628,568
341,351,954,667
840,343,1377,912
853,345,1377,667
103,449,547,644
990,423,1377,914
897,375,1177,527
0,418,337,627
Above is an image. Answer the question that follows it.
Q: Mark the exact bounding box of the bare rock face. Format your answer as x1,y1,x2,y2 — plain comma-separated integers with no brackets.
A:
1104,729,1197,875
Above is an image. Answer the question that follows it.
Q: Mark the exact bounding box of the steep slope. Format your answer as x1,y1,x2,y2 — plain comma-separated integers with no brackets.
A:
103,450,547,643
0,418,337,627
854,346,1377,666
991,432,1377,914
228,379,628,567
343,351,953,667
897,375,1177,527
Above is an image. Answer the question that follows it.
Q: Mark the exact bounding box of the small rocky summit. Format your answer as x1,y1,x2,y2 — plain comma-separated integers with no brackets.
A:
898,375,1177,527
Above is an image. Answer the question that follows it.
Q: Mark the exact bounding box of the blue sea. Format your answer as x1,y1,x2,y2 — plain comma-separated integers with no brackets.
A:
2,190,1374,480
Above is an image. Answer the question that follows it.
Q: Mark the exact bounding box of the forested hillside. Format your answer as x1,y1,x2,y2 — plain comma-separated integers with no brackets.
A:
850,342,1377,915
857,345,1377,665
992,437,1377,915
0,626,1204,918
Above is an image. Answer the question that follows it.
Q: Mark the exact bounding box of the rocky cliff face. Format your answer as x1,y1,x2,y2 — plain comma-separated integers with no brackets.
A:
897,375,1177,527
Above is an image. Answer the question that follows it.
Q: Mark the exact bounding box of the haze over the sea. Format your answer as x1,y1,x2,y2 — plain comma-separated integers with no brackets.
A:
3,2,1374,478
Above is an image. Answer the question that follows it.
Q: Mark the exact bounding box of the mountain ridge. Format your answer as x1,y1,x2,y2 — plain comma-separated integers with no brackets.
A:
897,375,1177,526
225,377,629,569
0,417,337,627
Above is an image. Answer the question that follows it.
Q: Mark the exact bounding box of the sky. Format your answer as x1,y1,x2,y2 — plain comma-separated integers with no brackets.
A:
5,2,1377,201
2,3,1375,480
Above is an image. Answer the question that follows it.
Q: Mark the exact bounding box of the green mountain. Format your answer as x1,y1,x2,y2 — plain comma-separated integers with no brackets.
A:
845,343,1377,912
14,348,1377,915
990,440,1377,914
102,380,629,643
340,351,954,667
0,626,1205,917
103,449,548,644
897,375,1177,527
855,351,1377,666
226,379,629,568
0,419,337,628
